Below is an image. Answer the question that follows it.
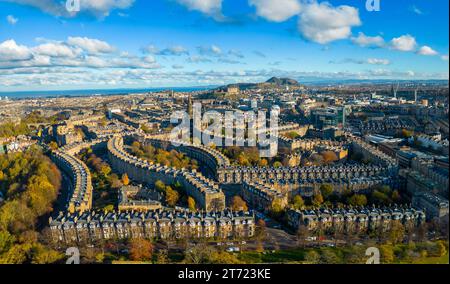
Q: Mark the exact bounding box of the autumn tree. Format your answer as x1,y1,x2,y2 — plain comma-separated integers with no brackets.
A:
187,196,196,211
165,186,180,207
312,193,324,207
231,196,248,211
292,195,305,210
122,173,130,186
129,238,154,261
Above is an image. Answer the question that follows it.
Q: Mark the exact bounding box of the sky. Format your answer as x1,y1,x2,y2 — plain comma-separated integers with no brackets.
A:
0,0,448,92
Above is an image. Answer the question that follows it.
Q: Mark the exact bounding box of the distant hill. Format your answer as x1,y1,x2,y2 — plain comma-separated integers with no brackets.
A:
216,77,301,91
265,77,299,86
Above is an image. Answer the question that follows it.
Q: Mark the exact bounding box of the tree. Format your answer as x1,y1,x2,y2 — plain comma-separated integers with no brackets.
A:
259,159,268,167
321,151,339,164
270,198,284,215
292,195,305,210
187,196,196,211
389,221,405,245
319,184,333,200
273,161,283,168
48,141,58,150
304,250,320,263
348,194,368,206
312,193,324,207
129,238,153,261
255,219,266,241
183,244,215,264
155,180,166,192
121,173,130,186
156,249,169,264
209,251,241,264
165,186,180,207
380,245,394,264
296,224,309,248
231,196,248,211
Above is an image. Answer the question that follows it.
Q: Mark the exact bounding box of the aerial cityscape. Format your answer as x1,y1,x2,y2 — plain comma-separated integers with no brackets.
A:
0,0,448,267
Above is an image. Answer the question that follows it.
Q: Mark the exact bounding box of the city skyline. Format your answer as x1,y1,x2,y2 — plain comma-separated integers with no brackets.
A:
0,0,449,92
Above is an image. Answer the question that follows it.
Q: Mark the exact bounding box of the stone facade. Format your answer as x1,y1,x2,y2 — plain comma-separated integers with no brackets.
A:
49,210,255,244
241,182,288,212
50,150,93,213
287,206,425,233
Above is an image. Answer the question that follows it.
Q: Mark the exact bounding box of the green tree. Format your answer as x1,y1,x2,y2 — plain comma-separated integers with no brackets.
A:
380,245,394,264
319,184,333,200
348,194,368,206
292,195,305,210
304,250,320,263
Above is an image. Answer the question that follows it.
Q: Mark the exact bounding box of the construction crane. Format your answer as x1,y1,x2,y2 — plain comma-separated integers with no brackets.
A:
414,87,419,104
394,82,399,99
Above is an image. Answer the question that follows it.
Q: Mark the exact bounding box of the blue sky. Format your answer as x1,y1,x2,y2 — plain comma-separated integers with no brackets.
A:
0,0,448,91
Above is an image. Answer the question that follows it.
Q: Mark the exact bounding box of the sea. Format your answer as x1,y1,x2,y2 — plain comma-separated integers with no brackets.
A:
0,86,217,100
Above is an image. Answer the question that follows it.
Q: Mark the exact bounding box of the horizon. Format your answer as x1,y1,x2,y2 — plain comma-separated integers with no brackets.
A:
0,0,449,92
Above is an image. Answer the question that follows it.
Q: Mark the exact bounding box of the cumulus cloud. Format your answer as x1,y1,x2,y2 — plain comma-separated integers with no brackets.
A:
0,38,161,70
441,55,449,61
32,42,79,58
297,1,361,44
175,0,224,21
3,0,134,19
0,39,32,61
390,34,417,52
249,0,301,22
6,15,18,25
417,46,438,56
67,37,115,54
351,32,385,48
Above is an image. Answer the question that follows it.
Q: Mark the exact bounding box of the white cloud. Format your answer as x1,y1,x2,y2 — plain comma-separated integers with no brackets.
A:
331,57,390,65
0,39,32,61
67,37,115,54
187,55,212,63
441,55,449,61
417,46,438,56
197,45,222,56
175,0,224,20
297,1,361,44
390,34,417,52
33,42,79,58
3,0,134,19
249,0,301,22
351,32,385,48
367,58,390,65
6,15,18,25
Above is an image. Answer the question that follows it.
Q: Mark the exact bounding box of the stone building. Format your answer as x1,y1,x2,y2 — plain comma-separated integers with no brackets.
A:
287,206,425,234
241,182,288,212
49,209,255,244
107,135,226,211
50,149,93,213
